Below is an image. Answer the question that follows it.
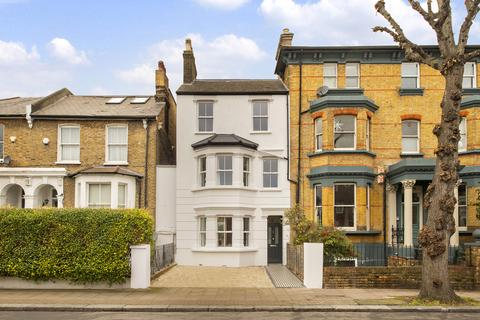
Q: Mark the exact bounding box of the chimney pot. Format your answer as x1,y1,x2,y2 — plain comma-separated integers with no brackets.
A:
185,39,193,51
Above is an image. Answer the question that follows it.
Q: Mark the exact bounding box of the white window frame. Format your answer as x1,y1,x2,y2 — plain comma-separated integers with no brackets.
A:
217,154,233,186
199,216,207,247
366,118,371,151
463,62,477,89
105,124,128,165
243,216,251,247
315,118,323,152
57,124,81,164
401,62,420,89
252,100,269,132
401,120,420,154
333,183,356,231
366,183,371,231
199,156,207,187
243,156,250,187
334,115,357,150
459,117,467,152
323,63,337,88
0,124,4,160
87,183,112,208
345,62,360,88
117,183,127,209
314,184,322,225
217,216,233,247
263,158,279,188
197,101,214,133
458,183,468,230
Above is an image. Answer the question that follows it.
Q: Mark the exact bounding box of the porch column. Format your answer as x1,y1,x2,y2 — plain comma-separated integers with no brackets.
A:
57,194,64,208
386,183,398,244
23,194,35,209
450,180,462,246
401,179,416,247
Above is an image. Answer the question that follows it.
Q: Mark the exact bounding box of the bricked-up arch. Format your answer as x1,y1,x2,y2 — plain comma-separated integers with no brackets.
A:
33,184,59,208
0,184,25,208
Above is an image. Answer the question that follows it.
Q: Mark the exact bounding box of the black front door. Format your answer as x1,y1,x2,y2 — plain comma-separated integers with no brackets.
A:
267,216,283,264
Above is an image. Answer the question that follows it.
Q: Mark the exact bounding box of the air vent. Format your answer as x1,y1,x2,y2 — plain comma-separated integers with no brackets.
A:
106,97,126,104
131,97,150,104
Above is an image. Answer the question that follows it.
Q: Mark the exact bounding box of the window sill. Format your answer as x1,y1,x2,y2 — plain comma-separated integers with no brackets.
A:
463,88,480,95
191,186,258,192
259,188,282,192
399,88,424,96
103,162,129,166
192,247,258,253
250,131,272,134
308,150,376,158
459,149,480,155
400,153,424,158
195,132,215,135
55,161,81,165
344,230,382,236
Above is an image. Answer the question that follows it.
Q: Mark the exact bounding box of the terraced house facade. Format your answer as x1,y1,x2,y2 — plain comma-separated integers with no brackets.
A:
275,29,480,250
0,62,175,215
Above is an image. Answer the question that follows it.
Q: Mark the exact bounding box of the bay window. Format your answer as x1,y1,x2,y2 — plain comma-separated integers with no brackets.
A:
243,157,250,187
315,184,322,225
315,118,323,151
459,117,467,152
117,183,127,208
217,216,232,247
458,184,467,228
243,217,251,247
199,216,207,247
199,156,207,187
217,155,233,185
88,183,111,208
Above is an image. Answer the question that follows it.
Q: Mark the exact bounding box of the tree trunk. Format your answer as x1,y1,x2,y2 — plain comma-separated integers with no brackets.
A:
418,64,464,302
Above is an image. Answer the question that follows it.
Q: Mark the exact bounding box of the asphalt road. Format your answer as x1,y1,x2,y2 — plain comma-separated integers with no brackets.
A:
0,312,479,320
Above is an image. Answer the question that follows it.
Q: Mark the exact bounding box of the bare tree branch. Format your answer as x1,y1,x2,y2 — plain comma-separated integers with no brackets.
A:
374,0,440,69
457,0,480,53
408,0,436,26
463,49,480,61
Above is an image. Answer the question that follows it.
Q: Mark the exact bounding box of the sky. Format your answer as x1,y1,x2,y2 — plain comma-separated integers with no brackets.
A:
0,0,479,98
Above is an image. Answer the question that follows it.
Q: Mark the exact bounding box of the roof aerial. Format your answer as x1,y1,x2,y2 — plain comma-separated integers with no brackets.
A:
131,97,150,104
106,97,126,104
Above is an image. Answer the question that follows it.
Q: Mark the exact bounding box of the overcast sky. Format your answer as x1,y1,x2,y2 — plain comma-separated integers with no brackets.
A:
1,0,479,98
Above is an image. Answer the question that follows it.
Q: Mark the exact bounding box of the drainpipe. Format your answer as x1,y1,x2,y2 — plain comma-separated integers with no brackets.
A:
143,119,149,209
295,50,304,204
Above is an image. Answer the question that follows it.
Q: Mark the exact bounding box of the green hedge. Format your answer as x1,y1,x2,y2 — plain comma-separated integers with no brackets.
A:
0,208,153,284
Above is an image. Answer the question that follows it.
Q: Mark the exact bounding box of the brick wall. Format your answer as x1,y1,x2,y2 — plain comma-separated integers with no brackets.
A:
323,266,475,290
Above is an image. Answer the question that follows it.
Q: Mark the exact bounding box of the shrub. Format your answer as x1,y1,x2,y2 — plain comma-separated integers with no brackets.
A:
0,208,153,284
284,205,354,262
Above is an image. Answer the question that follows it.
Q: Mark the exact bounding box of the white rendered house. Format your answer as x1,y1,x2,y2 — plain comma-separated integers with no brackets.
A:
174,40,291,266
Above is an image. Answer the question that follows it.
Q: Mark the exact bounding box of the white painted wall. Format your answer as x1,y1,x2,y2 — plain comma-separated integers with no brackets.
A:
176,93,291,266
156,165,176,244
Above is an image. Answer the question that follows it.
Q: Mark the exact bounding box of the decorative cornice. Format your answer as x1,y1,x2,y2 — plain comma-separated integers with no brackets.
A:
308,150,376,158
401,179,416,189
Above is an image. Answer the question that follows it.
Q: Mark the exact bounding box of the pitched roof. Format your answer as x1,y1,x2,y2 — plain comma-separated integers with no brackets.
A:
191,134,258,150
0,88,163,119
70,166,143,178
177,79,288,95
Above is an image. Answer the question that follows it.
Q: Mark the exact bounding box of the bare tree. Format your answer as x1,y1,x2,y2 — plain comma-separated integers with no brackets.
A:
373,0,480,302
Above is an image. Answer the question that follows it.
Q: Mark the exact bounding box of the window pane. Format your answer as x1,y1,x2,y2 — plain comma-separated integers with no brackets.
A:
334,206,355,227
108,127,127,144
315,185,322,206
62,145,80,161
109,145,127,162
458,184,467,206
243,217,250,231
270,159,278,172
324,77,336,88
324,64,336,76
459,118,467,150
315,118,322,134
101,184,111,205
401,77,417,88
89,184,100,205
464,62,475,76
226,233,232,247
225,217,232,231
402,63,418,76
0,126,4,141
200,157,206,171
243,157,249,171
346,63,359,75
402,121,418,136
463,77,474,89
118,184,126,208
346,77,359,88
334,184,355,206
335,115,355,132
253,102,268,116
217,217,224,231
334,133,355,149
402,137,418,153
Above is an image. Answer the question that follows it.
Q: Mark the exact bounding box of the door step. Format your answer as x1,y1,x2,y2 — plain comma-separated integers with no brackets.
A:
265,264,304,288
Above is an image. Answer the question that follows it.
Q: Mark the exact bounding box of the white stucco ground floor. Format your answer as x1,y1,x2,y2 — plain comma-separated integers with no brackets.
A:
175,207,290,267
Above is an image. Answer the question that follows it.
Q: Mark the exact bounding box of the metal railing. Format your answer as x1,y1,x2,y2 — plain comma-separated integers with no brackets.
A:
151,242,175,275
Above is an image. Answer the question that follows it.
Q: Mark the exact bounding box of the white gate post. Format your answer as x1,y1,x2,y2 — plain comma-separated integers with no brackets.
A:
303,243,324,289
130,244,151,289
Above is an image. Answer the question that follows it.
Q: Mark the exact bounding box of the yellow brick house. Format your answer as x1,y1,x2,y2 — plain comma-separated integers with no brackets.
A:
275,29,480,260
0,61,176,215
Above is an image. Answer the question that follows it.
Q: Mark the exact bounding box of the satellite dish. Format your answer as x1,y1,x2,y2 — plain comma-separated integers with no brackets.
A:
317,86,329,97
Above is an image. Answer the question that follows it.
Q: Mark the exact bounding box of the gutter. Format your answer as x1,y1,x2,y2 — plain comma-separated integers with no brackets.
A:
383,179,387,266
144,120,149,208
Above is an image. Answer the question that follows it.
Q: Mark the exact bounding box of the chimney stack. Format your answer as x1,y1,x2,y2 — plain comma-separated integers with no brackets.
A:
155,60,169,102
183,38,197,84
276,28,294,61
